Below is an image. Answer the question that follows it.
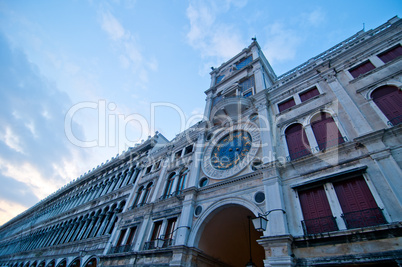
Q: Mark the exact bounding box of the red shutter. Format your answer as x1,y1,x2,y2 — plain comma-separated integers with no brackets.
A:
311,113,344,150
333,176,386,228
285,124,311,160
300,87,320,102
372,86,402,125
349,61,375,78
299,186,337,234
378,45,402,63
278,98,296,112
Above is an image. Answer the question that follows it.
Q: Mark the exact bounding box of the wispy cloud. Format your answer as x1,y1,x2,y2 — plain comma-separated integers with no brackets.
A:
186,0,247,70
0,33,89,225
99,9,157,86
262,22,302,64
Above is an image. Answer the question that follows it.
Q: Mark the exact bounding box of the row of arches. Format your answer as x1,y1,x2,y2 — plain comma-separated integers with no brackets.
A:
0,201,125,257
161,169,189,199
6,257,97,267
30,166,141,229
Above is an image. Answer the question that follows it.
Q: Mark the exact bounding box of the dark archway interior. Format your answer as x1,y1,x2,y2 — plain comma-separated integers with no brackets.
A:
198,205,265,267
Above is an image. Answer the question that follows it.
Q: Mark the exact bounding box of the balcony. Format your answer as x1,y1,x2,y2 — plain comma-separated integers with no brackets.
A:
143,238,174,250
342,208,387,229
109,244,132,254
302,216,338,235
210,96,252,125
387,115,402,126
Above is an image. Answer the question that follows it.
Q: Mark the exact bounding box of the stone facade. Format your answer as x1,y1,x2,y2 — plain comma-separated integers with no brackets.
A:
0,16,401,267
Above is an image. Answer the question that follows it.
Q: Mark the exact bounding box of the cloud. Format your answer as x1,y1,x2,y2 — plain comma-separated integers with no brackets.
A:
186,0,247,69
101,10,126,41
98,9,157,87
262,22,302,64
0,33,88,225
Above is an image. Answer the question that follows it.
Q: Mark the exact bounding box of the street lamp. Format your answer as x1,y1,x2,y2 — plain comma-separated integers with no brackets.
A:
252,209,286,232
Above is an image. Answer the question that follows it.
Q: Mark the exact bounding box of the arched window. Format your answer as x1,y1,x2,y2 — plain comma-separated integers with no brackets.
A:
140,183,153,206
285,124,311,160
176,169,188,194
132,186,144,208
311,112,344,151
371,85,402,126
163,173,176,199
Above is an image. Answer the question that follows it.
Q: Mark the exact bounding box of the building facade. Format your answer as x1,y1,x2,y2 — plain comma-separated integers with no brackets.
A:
0,16,401,267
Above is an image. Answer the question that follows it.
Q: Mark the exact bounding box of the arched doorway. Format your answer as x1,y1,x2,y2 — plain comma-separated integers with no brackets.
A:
197,204,265,267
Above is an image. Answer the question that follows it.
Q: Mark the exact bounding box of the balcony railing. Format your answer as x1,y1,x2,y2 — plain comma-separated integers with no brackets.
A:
143,238,174,250
315,136,348,152
387,115,402,126
302,216,338,235
109,244,132,254
341,208,387,229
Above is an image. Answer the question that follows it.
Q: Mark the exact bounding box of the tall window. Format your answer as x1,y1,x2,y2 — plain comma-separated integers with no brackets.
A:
311,112,344,151
116,229,127,247
378,44,402,63
285,124,311,160
163,173,176,199
125,227,136,246
333,176,386,229
299,186,338,234
150,221,162,244
163,218,177,247
140,183,153,205
371,85,402,126
132,186,144,208
176,169,188,194
239,75,255,94
349,60,376,78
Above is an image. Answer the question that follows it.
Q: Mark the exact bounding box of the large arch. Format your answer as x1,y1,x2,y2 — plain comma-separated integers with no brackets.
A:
191,198,265,267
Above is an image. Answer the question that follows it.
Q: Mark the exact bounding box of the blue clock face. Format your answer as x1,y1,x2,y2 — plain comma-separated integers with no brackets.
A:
210,130,252,170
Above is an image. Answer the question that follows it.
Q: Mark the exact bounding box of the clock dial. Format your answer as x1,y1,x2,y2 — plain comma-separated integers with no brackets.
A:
210,130,252,170
202,122,261,179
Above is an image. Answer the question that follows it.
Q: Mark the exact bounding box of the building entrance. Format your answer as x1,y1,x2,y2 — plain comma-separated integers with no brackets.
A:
197,205,265,267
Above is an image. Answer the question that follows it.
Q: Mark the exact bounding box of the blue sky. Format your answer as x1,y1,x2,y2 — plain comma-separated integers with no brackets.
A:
0,0,400,225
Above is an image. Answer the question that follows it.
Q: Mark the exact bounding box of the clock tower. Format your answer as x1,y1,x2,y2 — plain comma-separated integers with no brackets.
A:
202,40,277,180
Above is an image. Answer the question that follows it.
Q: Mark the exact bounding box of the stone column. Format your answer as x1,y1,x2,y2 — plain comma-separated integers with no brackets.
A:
76,218,92,241
326,74,372,135
150,158,170,203
257,104,275,163
257,167,294,267
187,133,204,187
304,124,319,153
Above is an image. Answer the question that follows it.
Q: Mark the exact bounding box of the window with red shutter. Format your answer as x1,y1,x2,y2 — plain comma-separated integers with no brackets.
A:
285,124,311,160
371,85,402,126
299,186,338,234
278,98,296,112
378,44,402,63
299,87,320,102
311,112,345,151
333,176,386,229
349,61,375,78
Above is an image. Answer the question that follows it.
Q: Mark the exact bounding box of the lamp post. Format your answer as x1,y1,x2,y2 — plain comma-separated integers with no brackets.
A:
252,209,286,232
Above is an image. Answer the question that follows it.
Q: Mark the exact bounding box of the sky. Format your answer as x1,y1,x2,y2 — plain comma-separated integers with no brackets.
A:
0,0,400,226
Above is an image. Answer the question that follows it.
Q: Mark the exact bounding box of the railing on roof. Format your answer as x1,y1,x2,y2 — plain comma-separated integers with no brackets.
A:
277,19,394,81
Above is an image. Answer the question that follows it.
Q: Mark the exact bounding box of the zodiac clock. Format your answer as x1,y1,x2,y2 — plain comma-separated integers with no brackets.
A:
202,122,261,179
